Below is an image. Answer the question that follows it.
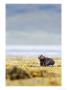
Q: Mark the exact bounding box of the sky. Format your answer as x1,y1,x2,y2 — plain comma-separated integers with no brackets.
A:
6,4,61,46
6,46,61,57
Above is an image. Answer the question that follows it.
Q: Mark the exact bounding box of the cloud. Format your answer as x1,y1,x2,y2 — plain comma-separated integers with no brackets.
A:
6,4,61,45
6,30,61,45
6,4,61,16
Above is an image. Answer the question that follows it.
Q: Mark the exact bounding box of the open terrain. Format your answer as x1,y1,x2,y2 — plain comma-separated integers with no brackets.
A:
6,56,61,86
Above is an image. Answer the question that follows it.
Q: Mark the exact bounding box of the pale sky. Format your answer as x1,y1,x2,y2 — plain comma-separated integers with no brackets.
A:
6,4,61,45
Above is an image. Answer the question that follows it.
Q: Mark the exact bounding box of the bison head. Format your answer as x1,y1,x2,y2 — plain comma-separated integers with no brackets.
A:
38,55,45,60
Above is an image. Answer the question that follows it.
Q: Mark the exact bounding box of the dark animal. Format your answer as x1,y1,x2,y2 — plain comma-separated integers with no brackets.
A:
38,55,55,66
38,55,45,66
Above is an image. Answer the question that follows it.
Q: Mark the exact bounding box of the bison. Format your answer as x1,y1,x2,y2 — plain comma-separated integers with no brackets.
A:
38,55,55,66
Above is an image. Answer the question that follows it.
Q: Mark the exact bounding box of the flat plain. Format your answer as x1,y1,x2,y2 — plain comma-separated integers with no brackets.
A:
6,56,61,86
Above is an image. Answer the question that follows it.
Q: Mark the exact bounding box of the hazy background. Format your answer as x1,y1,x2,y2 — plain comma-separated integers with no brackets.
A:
6,4,61,45
6,4,61,57
6,46,61,57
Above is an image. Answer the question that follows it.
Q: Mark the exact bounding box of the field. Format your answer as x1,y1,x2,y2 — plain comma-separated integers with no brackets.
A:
6,56,61,86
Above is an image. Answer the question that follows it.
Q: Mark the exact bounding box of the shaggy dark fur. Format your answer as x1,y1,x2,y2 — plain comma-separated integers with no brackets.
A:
38,55,55,66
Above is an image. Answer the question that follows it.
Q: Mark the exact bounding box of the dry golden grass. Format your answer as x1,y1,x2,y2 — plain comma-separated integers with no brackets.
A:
6,56,61,86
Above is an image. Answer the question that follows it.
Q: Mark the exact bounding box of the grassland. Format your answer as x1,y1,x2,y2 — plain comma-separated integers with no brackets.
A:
6,56,61,86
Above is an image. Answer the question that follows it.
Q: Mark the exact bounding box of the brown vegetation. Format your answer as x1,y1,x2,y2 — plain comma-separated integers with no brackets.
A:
6,56,61,86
